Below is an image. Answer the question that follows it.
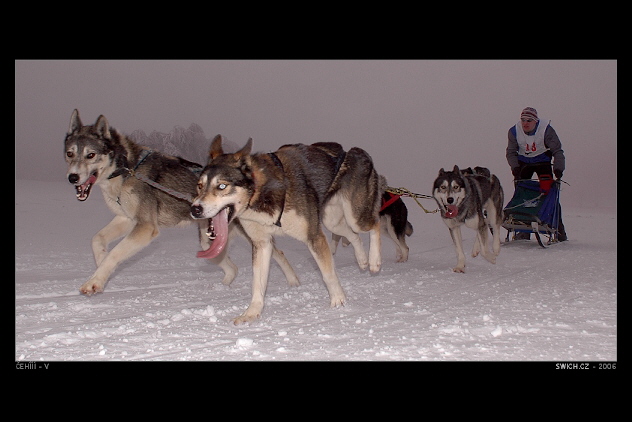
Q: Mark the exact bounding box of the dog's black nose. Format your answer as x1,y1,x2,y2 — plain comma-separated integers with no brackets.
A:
447,197,454,204
68,174,79,184
191,204,204,218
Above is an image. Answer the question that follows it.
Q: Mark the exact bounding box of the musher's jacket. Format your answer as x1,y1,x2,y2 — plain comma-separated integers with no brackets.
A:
506,119,565,174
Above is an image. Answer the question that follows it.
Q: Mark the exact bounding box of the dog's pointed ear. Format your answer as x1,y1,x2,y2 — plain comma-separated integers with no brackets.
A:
68,109,82,135
438,168,445,176
234,138,253,160
209,134,224,161
453,165,460,173
94,115,112,140
240,158,253,182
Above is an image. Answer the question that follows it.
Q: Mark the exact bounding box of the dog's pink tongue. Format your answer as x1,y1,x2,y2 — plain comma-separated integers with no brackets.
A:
76,174,97,201
445,204,458,218
196,208,229,259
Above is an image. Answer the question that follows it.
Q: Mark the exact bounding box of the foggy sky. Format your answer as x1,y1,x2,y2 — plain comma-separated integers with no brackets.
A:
15,60,616,209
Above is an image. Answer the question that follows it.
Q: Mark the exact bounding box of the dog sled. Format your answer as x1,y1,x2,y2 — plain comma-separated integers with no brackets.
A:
502,176,562,248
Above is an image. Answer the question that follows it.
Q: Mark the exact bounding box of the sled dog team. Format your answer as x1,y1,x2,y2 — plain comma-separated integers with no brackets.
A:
64,110,503,323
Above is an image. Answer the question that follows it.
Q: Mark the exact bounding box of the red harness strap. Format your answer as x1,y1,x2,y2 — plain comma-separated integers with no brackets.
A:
380,192,401,212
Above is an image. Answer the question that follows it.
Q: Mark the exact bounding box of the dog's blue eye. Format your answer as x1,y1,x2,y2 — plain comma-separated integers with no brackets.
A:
218,183,227,190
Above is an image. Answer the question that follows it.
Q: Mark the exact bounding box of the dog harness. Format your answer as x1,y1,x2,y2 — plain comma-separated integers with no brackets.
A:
107,149,152,180
268,152,285,227
108,149,197,203
265,148,348,228
380,192,401,212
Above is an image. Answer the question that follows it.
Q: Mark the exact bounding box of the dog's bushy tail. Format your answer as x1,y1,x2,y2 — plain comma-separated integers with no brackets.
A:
490,174,504,225
405,221,414,236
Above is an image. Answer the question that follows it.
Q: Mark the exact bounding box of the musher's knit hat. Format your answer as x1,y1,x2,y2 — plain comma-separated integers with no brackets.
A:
521,107,539,121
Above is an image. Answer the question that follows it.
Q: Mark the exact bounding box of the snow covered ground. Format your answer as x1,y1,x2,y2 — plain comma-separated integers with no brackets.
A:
15,179,617,361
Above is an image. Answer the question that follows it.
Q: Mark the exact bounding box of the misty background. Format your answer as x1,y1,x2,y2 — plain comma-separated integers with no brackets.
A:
15,60,616,210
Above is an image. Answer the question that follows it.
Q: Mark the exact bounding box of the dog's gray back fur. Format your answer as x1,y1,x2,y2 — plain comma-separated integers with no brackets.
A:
278,142,384,230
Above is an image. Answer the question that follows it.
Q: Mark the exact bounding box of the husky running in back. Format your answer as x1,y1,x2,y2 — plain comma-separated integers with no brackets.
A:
332,192,413,262
433,165,504,273
64,110,297,295
191,137,384,324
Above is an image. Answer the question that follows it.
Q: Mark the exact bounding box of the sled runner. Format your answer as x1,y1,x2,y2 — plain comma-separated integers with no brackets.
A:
502,176,562,248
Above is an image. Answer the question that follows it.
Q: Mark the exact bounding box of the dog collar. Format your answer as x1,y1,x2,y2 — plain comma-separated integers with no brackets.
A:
108,149,153,180
108,167,130,180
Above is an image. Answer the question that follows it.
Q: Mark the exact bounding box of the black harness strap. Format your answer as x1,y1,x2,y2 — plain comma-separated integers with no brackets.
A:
108,149,152,180
268,152,285,227
107,149,198,203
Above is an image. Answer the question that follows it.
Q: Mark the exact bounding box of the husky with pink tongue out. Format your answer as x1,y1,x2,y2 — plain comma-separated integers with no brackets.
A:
433,165,504,273
191,136,384,324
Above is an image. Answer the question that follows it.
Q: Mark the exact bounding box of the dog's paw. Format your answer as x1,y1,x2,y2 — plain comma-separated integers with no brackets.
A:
453,267,466,273
471,245,480,258
369,261,381,274
79,279,105,295
368,249,381,273
395,250,409,263
233,304,263,325
221,273,236,286
286,275,300,287
483,254,496,264
351,247,369,271
233,312,260,325
329,293,346,308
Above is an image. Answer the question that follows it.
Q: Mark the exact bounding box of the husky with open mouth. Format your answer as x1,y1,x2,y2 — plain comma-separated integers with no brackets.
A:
64,110,297,295
433,165,504,273
191,136,384,324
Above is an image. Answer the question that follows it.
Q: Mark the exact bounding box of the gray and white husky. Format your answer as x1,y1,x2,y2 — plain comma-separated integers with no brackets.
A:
432,165,504,273
191,137,384,324
64,110,297,295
